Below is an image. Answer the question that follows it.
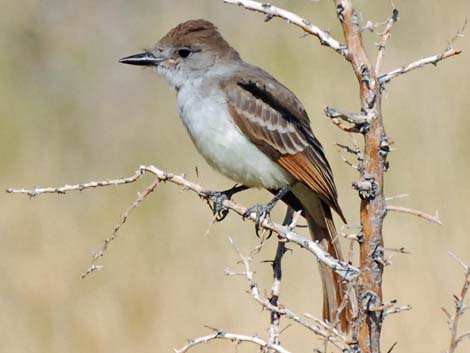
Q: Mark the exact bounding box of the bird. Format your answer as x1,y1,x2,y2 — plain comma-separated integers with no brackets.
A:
119,19,349,331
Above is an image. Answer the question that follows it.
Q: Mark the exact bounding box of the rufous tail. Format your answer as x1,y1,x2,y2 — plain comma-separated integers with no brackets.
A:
293,188,350,332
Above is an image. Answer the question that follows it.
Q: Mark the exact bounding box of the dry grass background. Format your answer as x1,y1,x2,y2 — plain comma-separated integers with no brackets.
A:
1,0,469,352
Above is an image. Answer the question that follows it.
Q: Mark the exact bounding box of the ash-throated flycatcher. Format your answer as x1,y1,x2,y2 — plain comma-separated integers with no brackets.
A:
120,19,348,330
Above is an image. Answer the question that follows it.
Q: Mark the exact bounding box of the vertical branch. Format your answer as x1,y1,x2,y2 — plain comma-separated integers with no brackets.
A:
335,1,387,352
268,208,294,348
446,254,470,353
375,8,399,76
269,240,287,347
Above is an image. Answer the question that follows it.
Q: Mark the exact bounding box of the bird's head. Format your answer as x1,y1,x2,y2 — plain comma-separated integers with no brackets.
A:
120,19,240,89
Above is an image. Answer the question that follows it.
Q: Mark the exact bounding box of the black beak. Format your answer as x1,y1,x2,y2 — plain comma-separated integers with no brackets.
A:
119,52,162,66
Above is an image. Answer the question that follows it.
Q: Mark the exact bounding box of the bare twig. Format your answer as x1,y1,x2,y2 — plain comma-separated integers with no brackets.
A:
375,8,399,75
336,137,364,171
174,330,291,353
6,171,144,197
223,0,348,57
384,247,411,255
363,19,389,34
336,143,362,157
448,18,468,51
379,48,462,85
7,165,359,279
385,194,409,202
384,305,412,317
446,253,470,353
386,205,442,225
336,145,360,170
324,106,370,133
226,237,350,351
386,342,398,353
82,178,161,278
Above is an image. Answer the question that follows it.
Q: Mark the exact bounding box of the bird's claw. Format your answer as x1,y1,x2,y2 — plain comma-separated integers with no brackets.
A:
243,202,275,237
202,190,231,222
202,185,248,222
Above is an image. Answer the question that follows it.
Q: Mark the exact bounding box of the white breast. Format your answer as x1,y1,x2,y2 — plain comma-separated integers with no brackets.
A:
176,81,293,189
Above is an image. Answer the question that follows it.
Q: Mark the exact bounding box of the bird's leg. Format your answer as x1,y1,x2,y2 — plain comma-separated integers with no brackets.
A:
243,185,290,236
202,184,249,221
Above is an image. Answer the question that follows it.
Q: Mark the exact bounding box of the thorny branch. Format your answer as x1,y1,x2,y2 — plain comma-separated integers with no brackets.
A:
268,208,293,350
225,235,350,351
6,173,142,196
223,0,348,57
7,165,359,281
378,48,461,85
332,1,389,351
444,253,470,353
82,178,161,277
174,330,291,353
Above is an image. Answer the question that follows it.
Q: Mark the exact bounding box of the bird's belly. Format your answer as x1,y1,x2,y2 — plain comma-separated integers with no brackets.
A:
178,92,293,189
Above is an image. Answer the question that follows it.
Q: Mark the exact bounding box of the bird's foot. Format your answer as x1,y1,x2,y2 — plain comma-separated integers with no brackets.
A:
203,190,231,221
243,201,277,236
202,185,248,222
243,186,290,236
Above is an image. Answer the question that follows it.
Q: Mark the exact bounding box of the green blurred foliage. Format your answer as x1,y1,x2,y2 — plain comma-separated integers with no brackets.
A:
1,1,469,352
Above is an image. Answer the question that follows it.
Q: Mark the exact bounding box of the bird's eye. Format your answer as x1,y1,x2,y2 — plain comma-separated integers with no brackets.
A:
177,49,191,58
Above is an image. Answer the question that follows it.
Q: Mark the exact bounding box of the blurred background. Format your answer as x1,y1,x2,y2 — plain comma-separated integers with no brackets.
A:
1,0,469,352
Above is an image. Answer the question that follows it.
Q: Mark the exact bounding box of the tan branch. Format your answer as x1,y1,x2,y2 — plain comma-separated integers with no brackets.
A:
378,48,462,85
7,165,359,280
335,1,385,352
223,0,348,57
386,205,442,225
174,330,291,353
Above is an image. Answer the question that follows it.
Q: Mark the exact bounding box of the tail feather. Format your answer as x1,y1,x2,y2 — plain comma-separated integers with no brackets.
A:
291,185,349,332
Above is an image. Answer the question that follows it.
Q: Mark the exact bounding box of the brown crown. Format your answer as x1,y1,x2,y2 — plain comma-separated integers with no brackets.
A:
158,19,239,58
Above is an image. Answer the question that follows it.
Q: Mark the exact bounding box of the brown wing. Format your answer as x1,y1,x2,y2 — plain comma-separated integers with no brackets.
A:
220,65,345,222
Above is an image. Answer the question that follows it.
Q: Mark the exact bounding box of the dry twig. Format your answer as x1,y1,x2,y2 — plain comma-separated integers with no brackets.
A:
384,305,412,317
375,8,399,75
379,48,462,85
82,178,161,277
324,106,370,133
386,205,442,225
223,0,348,57
174,330,291,353
445,253,470,353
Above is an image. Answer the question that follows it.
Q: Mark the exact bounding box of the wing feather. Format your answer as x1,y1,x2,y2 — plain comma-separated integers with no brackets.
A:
221,66,345,221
